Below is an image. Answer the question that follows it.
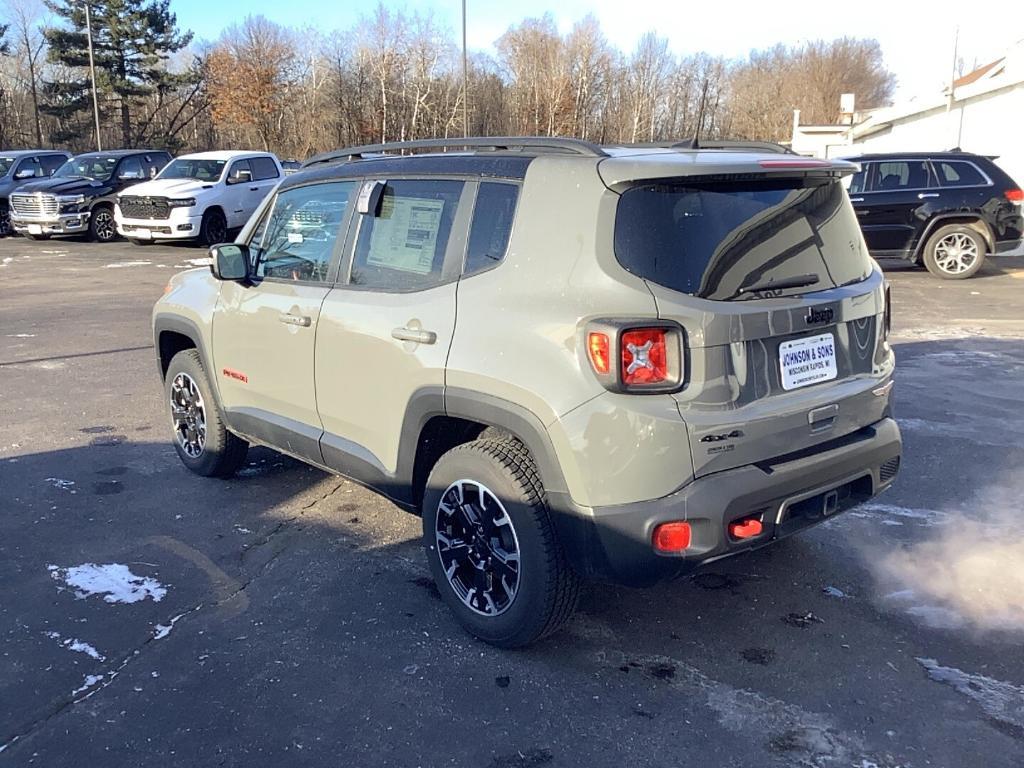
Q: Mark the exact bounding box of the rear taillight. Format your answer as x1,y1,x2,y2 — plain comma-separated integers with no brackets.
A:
1005,188,1024,203
584,321,684,393
621,328,668,386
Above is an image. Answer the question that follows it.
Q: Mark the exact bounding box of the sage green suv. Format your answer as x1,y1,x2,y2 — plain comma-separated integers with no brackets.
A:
153,137,902,647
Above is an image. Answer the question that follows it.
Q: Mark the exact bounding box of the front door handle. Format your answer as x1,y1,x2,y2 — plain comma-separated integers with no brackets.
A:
392,327,437,344
917,192,939,199
279,313,311,327
250,186,259,191
849,197,864,203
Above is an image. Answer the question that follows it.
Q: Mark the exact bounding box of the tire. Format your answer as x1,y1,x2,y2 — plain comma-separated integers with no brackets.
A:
164,349,248,477
922,224,986,279
422,438,580,648
199,209,227,246
89,205,118,243
0,204,10,237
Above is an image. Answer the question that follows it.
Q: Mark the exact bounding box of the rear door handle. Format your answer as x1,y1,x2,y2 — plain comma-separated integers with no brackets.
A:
279,313,311,327
392,327,436,344
917,192,939,199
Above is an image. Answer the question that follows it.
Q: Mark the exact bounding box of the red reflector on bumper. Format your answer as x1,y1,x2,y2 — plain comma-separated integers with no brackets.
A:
729,518,763,539
653,522,691,552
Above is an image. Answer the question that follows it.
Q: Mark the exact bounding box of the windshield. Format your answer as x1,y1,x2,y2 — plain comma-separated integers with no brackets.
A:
54,155,120,181
158,158,226,182
614,178,872,300
0,157,14,177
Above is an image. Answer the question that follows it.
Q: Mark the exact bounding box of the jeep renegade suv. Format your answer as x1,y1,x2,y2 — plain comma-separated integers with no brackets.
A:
842,151,1023,279
154,137,901,647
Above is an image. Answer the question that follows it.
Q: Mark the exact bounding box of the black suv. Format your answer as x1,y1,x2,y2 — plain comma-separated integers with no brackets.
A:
843,151,1023,279
9,149,171,242
0,150,72,237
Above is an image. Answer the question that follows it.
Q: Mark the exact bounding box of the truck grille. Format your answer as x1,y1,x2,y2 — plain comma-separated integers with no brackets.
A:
119,196,171,220
10,193,58,217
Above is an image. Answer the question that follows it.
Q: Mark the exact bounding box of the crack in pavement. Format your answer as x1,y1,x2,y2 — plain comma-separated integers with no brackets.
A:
0,481,347,757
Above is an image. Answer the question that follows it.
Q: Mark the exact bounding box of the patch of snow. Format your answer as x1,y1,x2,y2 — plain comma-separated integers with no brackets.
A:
103,261,152,269
43,630,106,661
153,611,188,640
183,257,212,266
72,674,104,695
49,563,167,604
917,658,1024,732
45,477,75,491
5,333,36,338
822,586,849,599
2,257,13,264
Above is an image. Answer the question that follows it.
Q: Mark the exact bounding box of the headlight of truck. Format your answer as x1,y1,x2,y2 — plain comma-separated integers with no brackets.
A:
57,194,86,212
167,198,196,208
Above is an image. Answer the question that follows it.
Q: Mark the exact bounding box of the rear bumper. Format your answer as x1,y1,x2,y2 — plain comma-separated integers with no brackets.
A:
10,212,89,235
550,417,902,587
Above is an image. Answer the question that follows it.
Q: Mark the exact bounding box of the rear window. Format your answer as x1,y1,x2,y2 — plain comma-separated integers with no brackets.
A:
934,160,987,187
614,179,872,300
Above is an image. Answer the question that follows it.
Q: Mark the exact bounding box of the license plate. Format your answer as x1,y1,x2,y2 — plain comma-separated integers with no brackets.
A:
779,333,837,390
27,224,42,235
135,228,152,239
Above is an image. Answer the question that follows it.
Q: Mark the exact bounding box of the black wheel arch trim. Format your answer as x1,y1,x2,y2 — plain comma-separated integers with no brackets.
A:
914,214,994,259
153,313,225,411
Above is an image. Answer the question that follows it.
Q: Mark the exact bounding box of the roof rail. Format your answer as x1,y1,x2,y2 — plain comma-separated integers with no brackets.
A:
303,136,608,167
622,138,794,155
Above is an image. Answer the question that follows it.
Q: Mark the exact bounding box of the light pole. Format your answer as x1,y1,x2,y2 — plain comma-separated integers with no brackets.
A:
82,1,102,151
461,0,468,138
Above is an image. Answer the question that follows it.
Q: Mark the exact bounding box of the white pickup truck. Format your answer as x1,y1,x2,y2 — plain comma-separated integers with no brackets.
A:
115,151,282,245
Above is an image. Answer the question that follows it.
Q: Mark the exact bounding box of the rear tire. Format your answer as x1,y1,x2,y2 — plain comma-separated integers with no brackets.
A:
89,205,118,243
922,224,986,279
422,438,580,648
164,349,248,477
199,209,227,246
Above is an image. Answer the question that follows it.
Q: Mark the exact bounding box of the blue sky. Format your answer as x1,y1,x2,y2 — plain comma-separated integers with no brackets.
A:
171,0,1023,101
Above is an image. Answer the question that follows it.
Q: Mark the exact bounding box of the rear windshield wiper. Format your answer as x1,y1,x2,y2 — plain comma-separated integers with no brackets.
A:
733,273,820,299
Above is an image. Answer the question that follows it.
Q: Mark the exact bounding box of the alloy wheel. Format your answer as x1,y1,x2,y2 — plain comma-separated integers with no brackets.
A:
435,480,521,617
93,209,116,241
933,232,978,275
205,215,226,245
169,372,207,459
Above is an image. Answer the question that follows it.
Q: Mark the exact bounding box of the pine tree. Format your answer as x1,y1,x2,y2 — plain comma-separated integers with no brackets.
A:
43,0,193,147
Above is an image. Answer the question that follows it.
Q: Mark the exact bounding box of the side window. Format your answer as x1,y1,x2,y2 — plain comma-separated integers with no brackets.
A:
15,157,42,178
869,160,932,191
465,182,519,275
935,161,986,187
250,157,280,181
349,179,464,291
227,159,252,184
251,181,354,283
144,154,167,178
41,155,66,175
117,156,145,180
847,166,869,195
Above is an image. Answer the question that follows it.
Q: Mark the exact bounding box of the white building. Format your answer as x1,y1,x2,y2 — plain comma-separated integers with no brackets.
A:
791,39,1024,187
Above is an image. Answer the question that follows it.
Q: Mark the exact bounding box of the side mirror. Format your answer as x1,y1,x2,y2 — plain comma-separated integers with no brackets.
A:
209,243,250,281
14,169,35,180
228,169,252,185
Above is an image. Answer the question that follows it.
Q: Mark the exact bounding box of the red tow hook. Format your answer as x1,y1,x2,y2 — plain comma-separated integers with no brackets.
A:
729,517,763,540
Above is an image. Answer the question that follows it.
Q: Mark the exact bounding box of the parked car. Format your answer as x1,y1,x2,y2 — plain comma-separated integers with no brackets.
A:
154,137,901,647
115,151,283,246
0,150,72,236
9,150,171,242
843,151,1023,279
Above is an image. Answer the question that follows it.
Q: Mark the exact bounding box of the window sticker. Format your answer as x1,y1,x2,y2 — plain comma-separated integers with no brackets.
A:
366,196,445,275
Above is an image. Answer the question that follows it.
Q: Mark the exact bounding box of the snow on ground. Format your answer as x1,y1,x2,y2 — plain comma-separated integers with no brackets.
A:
48,563,167,604
103,261,152,269
918,658,1024,732
43,631,106,661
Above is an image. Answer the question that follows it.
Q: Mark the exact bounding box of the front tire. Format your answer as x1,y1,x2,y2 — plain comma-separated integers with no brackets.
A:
199,209,227,246
922,224,986,279
164,349,248,477
89,205,118,243
0,204,11,237
422,438,580,648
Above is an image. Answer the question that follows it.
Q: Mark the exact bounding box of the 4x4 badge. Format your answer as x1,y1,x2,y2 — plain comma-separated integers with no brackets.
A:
806,306,834,325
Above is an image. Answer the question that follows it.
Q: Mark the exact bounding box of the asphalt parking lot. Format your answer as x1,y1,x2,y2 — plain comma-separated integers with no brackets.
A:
2,236,1023,768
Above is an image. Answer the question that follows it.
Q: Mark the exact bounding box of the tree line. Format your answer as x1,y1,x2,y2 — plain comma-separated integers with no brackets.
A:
0,0,896,158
